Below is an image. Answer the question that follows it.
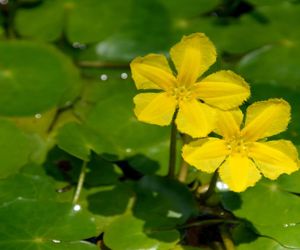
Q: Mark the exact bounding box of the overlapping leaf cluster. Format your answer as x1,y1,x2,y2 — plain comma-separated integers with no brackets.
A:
1,0,300,249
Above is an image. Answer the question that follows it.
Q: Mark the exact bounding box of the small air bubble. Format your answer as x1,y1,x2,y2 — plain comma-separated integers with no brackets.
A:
35,114,42,119
216,181,229,191
72,42,86,50
120,72,128,79
52,240,61,244
167,210,182,219
100,74,108,81
125,148,132,153
73,204,81,211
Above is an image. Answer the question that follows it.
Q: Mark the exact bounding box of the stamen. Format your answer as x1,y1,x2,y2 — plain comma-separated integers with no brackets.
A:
170,86,193,103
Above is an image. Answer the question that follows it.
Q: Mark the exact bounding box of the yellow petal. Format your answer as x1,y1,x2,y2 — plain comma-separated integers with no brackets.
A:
176,99,216,138
182,138,229,173
130,54,177,90
249,140,299,180
194,70,250,110
133,92,177,126
214,109,243,139
219,154,261,192
241,99,291,141
170,33,216,87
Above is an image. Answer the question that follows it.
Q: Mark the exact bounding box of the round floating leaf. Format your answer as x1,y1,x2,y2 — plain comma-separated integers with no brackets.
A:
104,214,180,250
237,237,289,250
276,170,300,194
221,179,300,225
0,41,81,116
87,183,134,217
134,175,199,228
255,223,300,248
0,165,57,204
83,76,172,173
85,183,134,232
56,122,107,161
0,199,97,249
186,2,300,54
88,0,172,62
85,156,121,187
0,118,31,178
15,0,64,42
221,179,300,247
236,43,300,87
15,0,131,43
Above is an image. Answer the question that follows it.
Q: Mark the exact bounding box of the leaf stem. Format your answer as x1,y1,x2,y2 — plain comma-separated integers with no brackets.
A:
202,169,219,201
72,161,88,204
178,160,189,182
167,111,178,178
178,134,190,182
220,224,235,250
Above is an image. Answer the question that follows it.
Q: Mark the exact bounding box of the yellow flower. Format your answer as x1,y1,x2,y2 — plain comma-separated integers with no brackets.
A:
182,99,299,192
130,33,250,138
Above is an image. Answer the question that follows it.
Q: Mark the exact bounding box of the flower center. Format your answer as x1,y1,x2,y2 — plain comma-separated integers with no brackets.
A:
226,136,252,156
170,86,193,103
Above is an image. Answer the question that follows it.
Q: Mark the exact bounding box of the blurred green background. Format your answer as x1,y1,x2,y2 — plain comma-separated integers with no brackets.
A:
1,0,300,250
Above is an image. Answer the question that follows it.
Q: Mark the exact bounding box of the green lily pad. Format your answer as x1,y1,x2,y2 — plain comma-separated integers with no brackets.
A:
85,156,121,187
236,237,289,250
188,2,300,54
75,183,132,233
0,165,57,205
221,178,300,247
236,43,300,87
0,118,31,179
104,214,180,250
0,41,81,116
89,0,172,62
56,122,107,161
82,75,173,173
0,199,97,249
87,183,134,217
44,146,121,188
134,175,199,228
276,170,300,194
15,0,132,43
222,179,300,225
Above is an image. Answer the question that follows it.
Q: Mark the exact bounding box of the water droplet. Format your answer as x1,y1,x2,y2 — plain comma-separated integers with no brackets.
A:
52,239,61,244
167,210,182,219
0,0,8,5
72,42,86,50
73,204,81,211
120,72,128,80
283,223,296,228
125,148,132,153
35,113,42,119
100,74,108,81
216,181,229,191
